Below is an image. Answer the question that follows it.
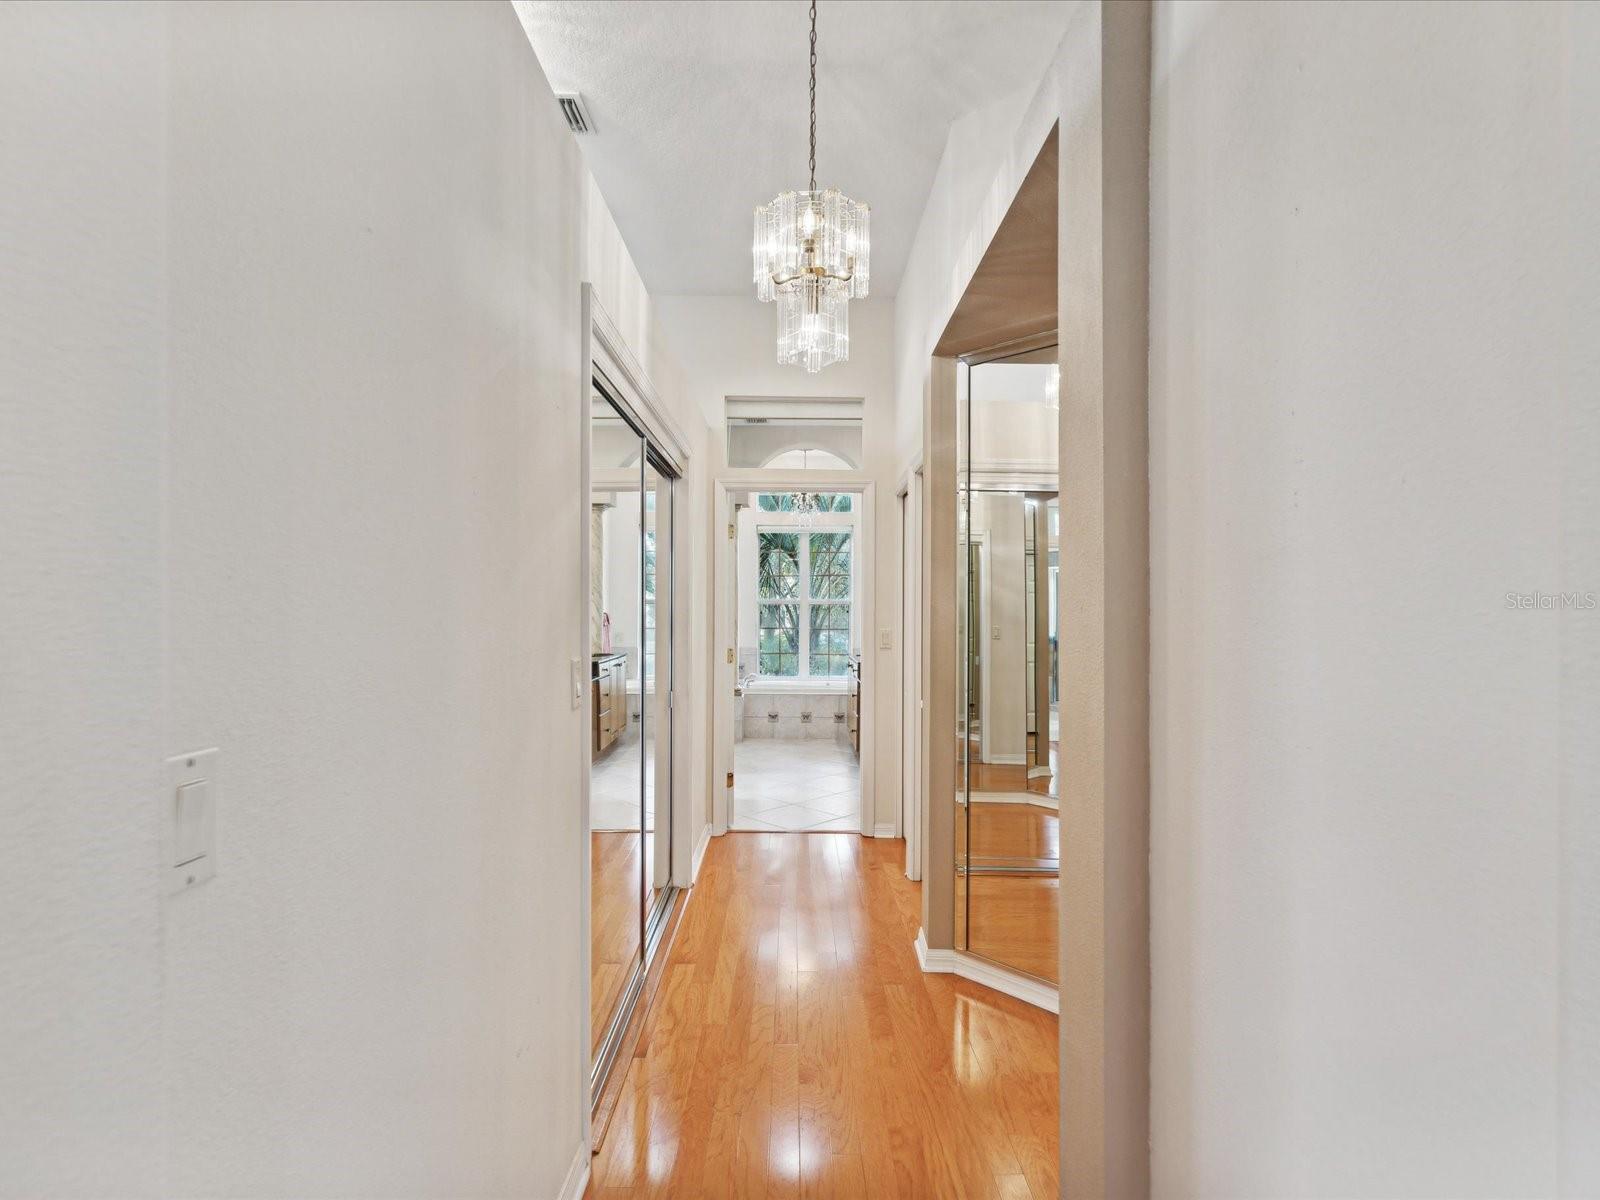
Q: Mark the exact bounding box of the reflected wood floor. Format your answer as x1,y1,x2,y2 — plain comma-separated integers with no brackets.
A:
586,833,1058,1199
593,832,642,1055
958,873,1060,983
963,803,1060,862
955,804,1060,983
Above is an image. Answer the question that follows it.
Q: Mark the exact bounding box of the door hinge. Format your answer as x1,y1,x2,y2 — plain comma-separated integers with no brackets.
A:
726,771,734,788
728,522,735,539
726,648,734,664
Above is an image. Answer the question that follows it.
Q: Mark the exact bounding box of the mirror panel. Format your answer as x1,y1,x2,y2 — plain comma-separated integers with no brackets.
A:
590,389,645,1061
643,458,672,926
589,384,678,1096
956,344,1061,983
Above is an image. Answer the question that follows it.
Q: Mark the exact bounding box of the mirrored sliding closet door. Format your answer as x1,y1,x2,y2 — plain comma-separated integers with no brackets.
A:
954,342,1060,983
589,379,675,1099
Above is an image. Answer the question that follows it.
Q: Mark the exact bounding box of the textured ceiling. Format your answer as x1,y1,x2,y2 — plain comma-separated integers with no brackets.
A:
514,1,1071,297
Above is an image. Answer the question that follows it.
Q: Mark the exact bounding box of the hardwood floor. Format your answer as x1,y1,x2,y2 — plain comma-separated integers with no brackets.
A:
586,833,1058,1199
592,831,643,1055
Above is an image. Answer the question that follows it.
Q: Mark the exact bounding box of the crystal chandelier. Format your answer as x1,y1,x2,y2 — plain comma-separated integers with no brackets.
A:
752,1,869,373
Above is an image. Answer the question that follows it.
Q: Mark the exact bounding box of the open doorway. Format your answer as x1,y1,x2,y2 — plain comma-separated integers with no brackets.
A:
727,490,862,831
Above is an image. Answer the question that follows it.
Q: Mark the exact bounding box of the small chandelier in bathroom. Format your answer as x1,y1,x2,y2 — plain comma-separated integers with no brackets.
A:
752,0,870,373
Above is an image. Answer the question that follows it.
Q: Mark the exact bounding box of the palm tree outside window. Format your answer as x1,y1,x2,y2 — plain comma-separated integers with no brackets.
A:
756,501,853,680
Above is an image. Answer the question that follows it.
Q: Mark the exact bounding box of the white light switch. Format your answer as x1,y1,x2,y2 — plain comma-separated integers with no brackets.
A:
570,657,584,709
878,628,892,650
174,781,209,866
166,749,218,893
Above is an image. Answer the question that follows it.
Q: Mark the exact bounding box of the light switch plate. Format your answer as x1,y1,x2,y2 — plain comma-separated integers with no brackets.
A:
570,657,584,709
878,628,892,650
166,749,218,893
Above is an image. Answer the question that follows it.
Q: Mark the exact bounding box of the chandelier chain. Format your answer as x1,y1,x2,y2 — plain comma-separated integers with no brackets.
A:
808,0,817,192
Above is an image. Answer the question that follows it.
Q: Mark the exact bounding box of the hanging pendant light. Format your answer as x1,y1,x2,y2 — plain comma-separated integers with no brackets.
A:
793,490,820,526
752,0,870,373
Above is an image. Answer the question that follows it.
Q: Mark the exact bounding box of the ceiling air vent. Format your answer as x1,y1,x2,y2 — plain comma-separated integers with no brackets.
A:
557,93,594,135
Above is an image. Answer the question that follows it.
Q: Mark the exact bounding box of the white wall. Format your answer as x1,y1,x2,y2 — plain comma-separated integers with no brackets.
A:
0,2,693,1194
656,295,902,833
0,4,167,1190
601,493,642,674
1149,2,1598,1195
970,362,1059,472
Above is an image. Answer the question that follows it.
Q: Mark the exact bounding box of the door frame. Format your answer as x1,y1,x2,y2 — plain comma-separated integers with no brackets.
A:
711,472,876,839
898,463,924,879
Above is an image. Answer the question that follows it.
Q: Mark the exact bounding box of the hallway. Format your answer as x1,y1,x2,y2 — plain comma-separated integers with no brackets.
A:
587,834,1057,1198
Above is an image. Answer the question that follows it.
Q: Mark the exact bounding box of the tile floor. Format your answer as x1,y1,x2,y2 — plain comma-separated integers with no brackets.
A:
591,726,655,832
731,737,861,831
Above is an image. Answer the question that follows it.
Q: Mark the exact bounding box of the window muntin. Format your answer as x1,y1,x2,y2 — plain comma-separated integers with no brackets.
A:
756,527,852,680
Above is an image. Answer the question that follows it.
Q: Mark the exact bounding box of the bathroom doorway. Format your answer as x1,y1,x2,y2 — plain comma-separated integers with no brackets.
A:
713,477,877,837
730,490,861,831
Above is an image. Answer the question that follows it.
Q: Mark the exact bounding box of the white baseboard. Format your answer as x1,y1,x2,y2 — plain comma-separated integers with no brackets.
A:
914,927,957,973
983,752,1027,765
691,822,712,882
913,929,1057,1014
872,822,898,839
954,951,1060,1013
958,790,1060,812
558,1140,590,1200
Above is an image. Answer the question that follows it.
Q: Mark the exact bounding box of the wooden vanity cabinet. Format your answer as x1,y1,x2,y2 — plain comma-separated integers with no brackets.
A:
592,654,628,758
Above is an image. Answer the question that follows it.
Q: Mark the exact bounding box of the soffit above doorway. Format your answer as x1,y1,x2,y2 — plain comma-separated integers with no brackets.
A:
934,125,1058,358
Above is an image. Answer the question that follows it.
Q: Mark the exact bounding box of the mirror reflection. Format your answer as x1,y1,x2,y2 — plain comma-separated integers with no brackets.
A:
589,384,675,1089
955,345,1060,983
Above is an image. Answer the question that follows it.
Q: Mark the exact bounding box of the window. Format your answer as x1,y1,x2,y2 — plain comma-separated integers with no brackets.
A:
756,528,852,679
807,531,852,676
754,492,852,513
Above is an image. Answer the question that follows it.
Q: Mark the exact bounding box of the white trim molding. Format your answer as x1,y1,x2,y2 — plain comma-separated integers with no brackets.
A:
913,928,1059,1014
692,822,713,882
558,1140,590,1200
962,789,1060,812
873,823,897,839
968,457,1058,492
914,927,957,973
